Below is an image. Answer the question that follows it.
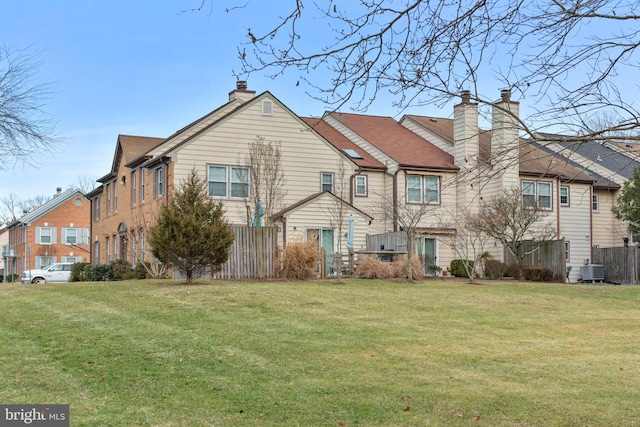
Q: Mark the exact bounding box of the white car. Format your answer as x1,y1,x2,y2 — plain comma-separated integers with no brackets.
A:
22,262,74,284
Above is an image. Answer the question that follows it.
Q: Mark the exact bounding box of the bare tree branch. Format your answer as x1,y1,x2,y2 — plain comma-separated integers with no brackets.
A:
0,45,59,170
217,0,640,143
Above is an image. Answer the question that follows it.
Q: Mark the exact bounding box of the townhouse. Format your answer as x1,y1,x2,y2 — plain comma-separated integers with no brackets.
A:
4,188,90,278
539,135,635,247
87,82,375,272
88,82,631,282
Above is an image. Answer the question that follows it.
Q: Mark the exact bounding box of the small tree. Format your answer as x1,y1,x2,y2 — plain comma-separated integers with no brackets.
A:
438,207,491,283
470,187,556,270
373,193,432,282
244,136,287,225
612,166,640,238
148,168,234,283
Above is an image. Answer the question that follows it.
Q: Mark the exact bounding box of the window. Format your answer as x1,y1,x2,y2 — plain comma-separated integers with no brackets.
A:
139,229,145,261
592,194,599,212
94,241,100,264
321,173,334,193
106,183,111,215
113,235,118,260
538,182,551,209
37,227,54,244
63,256,81,263
131,170,137,206
208,165,250,198
231,167,249,198
153,167,164,198
560,186,569,206
140,170,146,203
64,228,77,245
94,195,101,220
407,175,422,203
407,175,440,204
262,99,273,116
565,241,571,262
114,183,118,212
355,175,367,196
521,180,552,210
106,237,111,263
131,232,137,265
424,176,440,204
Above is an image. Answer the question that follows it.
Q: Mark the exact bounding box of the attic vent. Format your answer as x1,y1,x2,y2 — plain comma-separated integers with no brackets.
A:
262,99,273,116
342,148,363,159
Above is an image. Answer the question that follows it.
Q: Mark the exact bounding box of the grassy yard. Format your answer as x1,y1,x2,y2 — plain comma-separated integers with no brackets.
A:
0,278,638,426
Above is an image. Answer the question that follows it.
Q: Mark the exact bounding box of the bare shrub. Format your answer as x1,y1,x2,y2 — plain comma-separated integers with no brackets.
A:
391,257,424,280
355,256,393,279
281,241,319,280
485,259,507,280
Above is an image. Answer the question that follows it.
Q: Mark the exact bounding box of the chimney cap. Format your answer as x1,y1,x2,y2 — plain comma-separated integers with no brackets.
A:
500,89,511,102
461,90,471,104
236,80,248,90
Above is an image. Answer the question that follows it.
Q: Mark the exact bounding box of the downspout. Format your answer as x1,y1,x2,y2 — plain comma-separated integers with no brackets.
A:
349,170,361,205
394,169,400,232
590,186,594,265
164,160,170,207
556,178,561,239
89,198,94,264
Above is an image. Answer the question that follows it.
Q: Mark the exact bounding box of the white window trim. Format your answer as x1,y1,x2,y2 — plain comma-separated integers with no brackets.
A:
64,227,78,245
262,99,273,116
140,170,146,203
592,194,599,212
131,170,137,206
560,185,570,207
321,172,335,193
208,165,250,199
38,227,53,245
355,175,367,197
521,180,553,211
406,175,441,205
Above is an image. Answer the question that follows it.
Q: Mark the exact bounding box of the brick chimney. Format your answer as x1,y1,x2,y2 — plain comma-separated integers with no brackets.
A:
454,90,480,210
229,80,256,103
491,89,520,192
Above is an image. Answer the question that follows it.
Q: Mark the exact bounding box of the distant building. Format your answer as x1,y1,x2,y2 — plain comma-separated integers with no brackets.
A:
4,188,90,278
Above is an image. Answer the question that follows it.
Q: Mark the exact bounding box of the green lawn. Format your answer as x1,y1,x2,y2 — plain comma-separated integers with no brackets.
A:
0,279,638,426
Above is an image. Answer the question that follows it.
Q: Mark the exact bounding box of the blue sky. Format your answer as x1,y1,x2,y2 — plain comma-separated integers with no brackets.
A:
2,1,634,204
3,1,415,202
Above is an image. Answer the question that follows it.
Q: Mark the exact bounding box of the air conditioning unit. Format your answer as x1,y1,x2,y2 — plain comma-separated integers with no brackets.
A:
580,264,604,283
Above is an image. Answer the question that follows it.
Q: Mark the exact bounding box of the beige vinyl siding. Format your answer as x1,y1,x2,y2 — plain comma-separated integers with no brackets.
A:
171,94,363,225
280,194,370,252
592,188,627,247
557,182,593,282
352,170,388,234
148,101,242,157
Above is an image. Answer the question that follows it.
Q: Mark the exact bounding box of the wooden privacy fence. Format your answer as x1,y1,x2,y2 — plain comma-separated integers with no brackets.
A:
503,239,566,281
171,226,278,280
367,232,407,252
592,246,639,284
214,226,278,279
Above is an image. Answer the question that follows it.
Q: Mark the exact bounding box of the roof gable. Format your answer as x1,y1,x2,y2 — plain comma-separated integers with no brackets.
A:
100,134,164,183
271,191,373,221
7,189,87,227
